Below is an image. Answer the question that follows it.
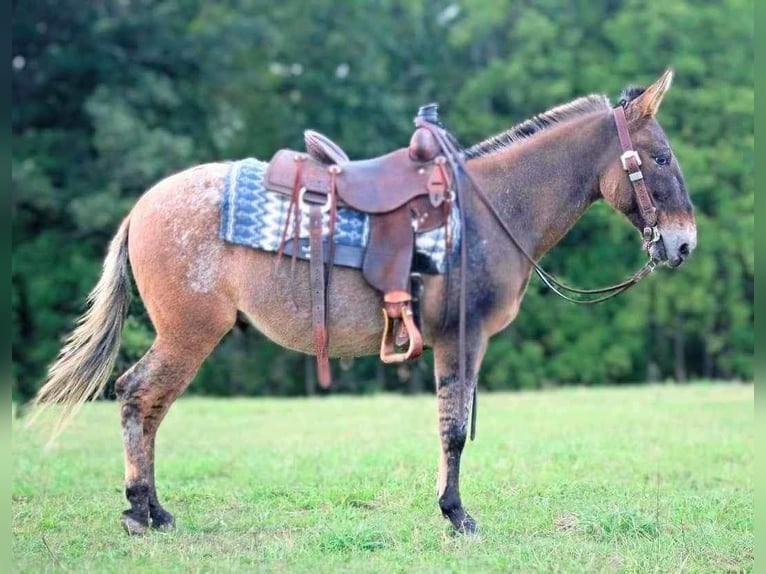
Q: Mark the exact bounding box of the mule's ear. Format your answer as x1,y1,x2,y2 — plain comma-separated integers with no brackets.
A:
627,68,673,120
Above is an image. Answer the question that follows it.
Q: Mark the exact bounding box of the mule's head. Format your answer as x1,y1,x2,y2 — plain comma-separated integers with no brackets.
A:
599,69,697,268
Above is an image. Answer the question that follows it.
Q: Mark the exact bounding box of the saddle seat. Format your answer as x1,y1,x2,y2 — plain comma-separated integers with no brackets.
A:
263,113,455,388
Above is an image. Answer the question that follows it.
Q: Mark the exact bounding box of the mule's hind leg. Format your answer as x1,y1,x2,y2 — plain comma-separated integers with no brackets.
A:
433,334,487,533
115,348,158,535
115,325,233,535
143,371,197,530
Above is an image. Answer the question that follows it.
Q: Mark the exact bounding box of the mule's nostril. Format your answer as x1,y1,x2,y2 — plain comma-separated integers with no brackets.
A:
679,243,690,257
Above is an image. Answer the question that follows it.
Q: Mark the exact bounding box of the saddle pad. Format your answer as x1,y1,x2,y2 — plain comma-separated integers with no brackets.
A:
219,158,459,274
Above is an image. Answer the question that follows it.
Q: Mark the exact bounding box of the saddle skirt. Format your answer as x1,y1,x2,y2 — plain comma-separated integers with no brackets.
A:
219,158,460,274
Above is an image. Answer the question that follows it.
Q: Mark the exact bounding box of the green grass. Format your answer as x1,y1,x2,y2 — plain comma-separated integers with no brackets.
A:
13,384,753,573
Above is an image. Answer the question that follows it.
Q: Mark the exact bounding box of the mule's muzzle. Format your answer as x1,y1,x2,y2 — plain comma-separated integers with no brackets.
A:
649,223,697,268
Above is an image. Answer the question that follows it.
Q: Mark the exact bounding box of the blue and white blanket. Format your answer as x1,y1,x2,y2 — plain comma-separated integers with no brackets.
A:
219,158,459,273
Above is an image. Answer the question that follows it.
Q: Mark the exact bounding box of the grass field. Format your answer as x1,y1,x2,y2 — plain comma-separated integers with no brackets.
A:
13,384,752,573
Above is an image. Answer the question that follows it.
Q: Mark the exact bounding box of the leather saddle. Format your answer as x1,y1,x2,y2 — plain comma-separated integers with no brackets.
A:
263,108,455,387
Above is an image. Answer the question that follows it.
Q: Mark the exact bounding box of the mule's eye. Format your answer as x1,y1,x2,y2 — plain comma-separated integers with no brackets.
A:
653,154,671,166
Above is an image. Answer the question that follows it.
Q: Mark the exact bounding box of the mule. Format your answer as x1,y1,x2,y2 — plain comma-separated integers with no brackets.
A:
34,69,696,535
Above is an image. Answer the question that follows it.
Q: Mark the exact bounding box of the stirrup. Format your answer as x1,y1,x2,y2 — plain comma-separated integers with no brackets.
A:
380,301,423,363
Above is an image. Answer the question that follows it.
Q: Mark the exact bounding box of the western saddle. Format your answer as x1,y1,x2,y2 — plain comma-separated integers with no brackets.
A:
264,104,457,387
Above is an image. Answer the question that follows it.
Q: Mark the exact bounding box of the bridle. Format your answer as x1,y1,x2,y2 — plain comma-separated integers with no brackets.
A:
415,105,663,439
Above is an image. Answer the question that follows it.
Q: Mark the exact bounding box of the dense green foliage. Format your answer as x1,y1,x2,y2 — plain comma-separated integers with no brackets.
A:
13,385,754,572
12,0,753,399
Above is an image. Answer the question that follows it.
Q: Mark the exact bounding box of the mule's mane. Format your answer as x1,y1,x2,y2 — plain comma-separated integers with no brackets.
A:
465,94,612,159
618,85,646,106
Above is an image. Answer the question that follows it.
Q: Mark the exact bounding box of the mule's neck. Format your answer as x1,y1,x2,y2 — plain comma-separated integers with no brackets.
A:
466,110,614,261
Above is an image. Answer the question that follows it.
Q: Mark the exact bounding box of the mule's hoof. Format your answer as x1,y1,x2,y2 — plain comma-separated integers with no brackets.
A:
445,510,478,534
120,513,149,536
151,510,175,531
153,520,175,532
458,514,478,534
442,503,478,535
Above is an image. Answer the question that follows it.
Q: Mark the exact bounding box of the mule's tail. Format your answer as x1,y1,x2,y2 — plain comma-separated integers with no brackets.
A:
30,215,132,439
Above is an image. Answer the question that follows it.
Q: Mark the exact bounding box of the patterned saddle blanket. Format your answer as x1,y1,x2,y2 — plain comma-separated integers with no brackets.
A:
219,158,459,273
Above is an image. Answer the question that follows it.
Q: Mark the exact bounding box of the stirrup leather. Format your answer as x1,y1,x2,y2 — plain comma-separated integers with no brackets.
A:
380,293,423,363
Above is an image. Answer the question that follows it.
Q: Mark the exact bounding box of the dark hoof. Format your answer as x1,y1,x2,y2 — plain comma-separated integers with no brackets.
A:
120,512,149,536
151,509,176,531
442,504,478,534
456,514,478,534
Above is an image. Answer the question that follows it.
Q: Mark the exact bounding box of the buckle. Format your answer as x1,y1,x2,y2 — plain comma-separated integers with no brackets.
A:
642,226,660,244
620,150,642,170
636,258,657,280
299,187,333,214
636,258,658,281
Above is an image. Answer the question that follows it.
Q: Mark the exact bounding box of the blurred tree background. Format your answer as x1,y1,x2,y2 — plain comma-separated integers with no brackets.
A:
11,0,753,401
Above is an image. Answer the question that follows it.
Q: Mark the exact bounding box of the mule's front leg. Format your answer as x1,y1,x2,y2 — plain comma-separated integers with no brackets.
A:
433,336,486,533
